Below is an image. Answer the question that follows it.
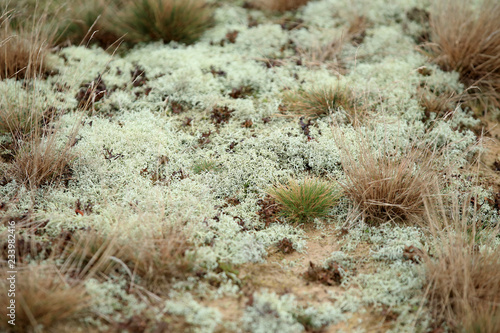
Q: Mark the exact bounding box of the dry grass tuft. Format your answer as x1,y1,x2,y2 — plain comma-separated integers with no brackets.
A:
12,126,78,189
267,176,342,224
347,15,369,46
0,87,46,139
1,66,80,189
425,0,500,109
0,15,51,80
0,264,91,332
295,38,346,75
251,0,310,12
60,218,196,294
335,130,438,223
294,17,369,74
115,0,214,45
58,0,121,48
59,229,122,279
122,222,195,294
0,226,124,332
417,86,457,121
282,85,365,123
421,192,500,332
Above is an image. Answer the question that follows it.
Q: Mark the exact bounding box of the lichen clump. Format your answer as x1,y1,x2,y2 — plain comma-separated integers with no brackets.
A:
1,0,499,331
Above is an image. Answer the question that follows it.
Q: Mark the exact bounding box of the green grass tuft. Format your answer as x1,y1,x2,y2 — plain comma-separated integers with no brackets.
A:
267,177,342,224
114,0,214,45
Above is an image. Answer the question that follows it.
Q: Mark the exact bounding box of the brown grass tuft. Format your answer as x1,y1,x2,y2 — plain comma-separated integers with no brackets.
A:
335,130,439,223
122,222,195,294
58,216,197,295
0,14,51,80
0,86,45,139
0,264,91,332
421,191,500,332
251,0,310,12
0,22,47,79
295,38,346,75
59,229,122,279
294,17,369,75
417,86,457,121
12,126,78,189
347,15,369,46
425,0,500,109
0,226,124,332
58,0,121,48
2,74,81,189
282,85,366,123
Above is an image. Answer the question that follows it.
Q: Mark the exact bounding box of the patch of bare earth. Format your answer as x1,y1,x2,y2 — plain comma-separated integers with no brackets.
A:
203,225,396,331
477,117,500,203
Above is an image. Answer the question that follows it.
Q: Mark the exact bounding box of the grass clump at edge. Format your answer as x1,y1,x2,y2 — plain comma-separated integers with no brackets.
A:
57,0,122,48
267,176,342,224
335,129,439,224
12,133,76,189
282,85,364,123
0,264,92,332
114,0,214,45
425,0,500,110
0,13,52,80
420,191,500,332
0,85,48,139
251,0,311,12
123,222,196,294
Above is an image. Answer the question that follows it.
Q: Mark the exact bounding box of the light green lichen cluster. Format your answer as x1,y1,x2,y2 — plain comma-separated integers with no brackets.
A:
85,278,147,327
2,0,499,331
242,290,345,333
162,292,223,333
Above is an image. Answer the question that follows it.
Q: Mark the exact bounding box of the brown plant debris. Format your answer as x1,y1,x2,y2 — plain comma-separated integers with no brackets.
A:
76,74,107,109
279,18,304,31
260,58,285,68
211,106,234,125
131,66,148,87
229,86,254,99
75,199,94,216
102,146,124,161
171,101,185,114
226,30,239,43
303,261,343,286
224,197,241,207
299,117,314,140
251,0,311,12
256,195,281,227
242,119,253,128
198,130,212,145
276,238,295,254
380,305,400,323
348,16,369,46
402,245,425,263
209,66,227,77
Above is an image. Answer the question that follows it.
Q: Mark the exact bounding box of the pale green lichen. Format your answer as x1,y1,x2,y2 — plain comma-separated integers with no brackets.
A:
242,290,345,333
162,292,222,333
84,278,147,327
1,0,498,331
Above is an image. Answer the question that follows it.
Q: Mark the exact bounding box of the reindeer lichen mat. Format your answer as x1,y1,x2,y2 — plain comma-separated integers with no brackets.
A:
1,0,499,332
